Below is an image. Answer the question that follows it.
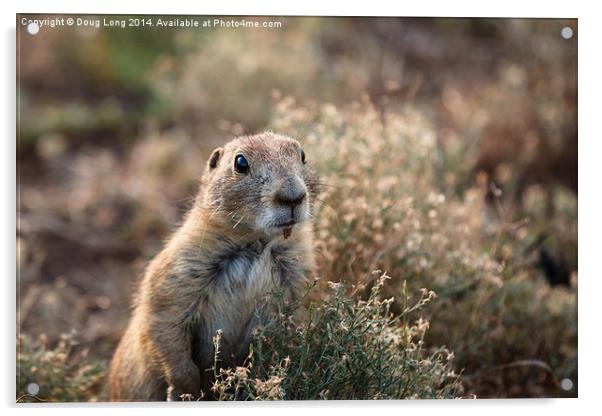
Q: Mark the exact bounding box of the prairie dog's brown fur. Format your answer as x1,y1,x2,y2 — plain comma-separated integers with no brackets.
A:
108,132,320,401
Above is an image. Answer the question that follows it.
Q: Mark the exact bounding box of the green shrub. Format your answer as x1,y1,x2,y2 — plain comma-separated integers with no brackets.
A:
209,273,462,400
16,332,106,403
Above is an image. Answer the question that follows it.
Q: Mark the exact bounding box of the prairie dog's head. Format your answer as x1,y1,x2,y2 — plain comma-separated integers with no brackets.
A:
200,132,320,238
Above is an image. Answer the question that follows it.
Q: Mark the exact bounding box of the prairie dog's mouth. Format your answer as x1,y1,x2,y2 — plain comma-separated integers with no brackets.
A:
275,221,296,239
275,220,296,228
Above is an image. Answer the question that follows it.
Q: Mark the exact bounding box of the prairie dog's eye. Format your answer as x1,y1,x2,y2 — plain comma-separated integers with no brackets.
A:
301,149,306,164
234,154,249,174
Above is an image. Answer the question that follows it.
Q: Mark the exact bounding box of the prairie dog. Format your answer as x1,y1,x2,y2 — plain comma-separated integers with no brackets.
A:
108,132,320,401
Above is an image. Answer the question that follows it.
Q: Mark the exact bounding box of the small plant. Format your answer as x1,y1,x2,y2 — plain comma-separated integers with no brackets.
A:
210,272,462,400
16,332,105,403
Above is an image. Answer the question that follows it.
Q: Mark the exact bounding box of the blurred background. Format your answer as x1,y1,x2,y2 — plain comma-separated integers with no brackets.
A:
17,16,577,400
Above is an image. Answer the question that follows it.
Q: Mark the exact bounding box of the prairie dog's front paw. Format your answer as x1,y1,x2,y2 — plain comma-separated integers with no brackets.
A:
166,386,179,402
166,363,201,401
166,385,201,401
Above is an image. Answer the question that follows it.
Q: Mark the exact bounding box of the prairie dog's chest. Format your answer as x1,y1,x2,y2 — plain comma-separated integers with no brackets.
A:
185,236,312,368
211,241,280,300
195,241,301,346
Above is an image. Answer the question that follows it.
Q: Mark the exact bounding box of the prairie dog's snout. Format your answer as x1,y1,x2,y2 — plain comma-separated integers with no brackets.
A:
274,176,307,214
270,174,309,235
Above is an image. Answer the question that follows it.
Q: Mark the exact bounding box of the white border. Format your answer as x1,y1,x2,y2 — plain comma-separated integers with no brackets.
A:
3,1,601,415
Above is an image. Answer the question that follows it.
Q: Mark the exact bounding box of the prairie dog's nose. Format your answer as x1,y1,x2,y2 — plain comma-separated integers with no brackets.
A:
274,176,307,208
275,189,306,208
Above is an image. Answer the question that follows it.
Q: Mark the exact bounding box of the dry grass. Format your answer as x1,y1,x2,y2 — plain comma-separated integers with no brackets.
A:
270,98,576,397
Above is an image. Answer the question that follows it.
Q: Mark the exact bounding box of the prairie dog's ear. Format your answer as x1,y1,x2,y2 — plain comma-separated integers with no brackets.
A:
207,147,223,171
